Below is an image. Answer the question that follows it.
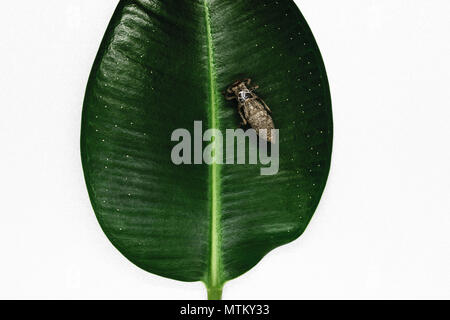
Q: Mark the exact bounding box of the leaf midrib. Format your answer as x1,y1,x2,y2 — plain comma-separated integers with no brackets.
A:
203,0,223,297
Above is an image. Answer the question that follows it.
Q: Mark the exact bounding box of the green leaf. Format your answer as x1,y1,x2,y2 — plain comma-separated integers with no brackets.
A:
81,0,332,300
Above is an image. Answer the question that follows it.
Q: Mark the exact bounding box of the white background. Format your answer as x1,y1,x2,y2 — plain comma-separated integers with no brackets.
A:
0,0,449,300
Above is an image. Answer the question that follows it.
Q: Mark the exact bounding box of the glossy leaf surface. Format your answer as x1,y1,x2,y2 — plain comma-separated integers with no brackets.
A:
81,0,332,299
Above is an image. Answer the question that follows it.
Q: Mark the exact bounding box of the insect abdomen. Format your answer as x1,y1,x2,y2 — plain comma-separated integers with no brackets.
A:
244,100,275,142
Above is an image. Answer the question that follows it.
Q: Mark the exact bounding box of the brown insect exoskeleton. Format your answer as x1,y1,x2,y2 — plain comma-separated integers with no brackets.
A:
223,78,276,143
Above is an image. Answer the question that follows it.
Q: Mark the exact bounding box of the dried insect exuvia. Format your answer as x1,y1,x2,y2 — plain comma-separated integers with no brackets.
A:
224,78,276,142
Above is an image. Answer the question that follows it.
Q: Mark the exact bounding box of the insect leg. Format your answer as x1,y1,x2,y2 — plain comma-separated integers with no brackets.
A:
258,97,272,113
222,89,236,100
225,94,236,101
238,107,248,125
